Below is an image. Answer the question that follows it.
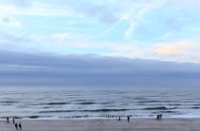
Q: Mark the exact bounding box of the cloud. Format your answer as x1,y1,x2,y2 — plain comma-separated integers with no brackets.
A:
0,0,32,8
85,20,121,41
86,4,118,23
150,39,200,63
0,51,200,88
121,0,200,41
159,32,173,40
1,16,22,28
167,0,200,9
0,32,33,44
124,8,147,39
61,0,134,24
0,1,75,16
1,30,200,63
0,0,118,21
10,0,32,8
46,33,81,43
0,0,200,64
124,0,166,39
154,41,194,55
154,40,199,56
107,44,142,58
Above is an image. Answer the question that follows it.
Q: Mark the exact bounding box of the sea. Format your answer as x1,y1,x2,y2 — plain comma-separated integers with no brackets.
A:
0,87,200,119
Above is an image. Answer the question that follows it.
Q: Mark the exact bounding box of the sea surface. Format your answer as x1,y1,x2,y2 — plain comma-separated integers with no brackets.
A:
0,87,200,119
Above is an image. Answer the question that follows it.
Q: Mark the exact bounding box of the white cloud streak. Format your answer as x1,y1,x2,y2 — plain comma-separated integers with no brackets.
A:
0,2,78,17
0,16,22,28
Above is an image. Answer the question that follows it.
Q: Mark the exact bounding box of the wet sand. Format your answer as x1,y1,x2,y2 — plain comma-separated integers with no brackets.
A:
1,118,200,131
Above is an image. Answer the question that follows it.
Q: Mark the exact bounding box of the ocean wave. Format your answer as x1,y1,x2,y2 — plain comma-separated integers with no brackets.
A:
60,115,90,119
167,103,181,106
39,102,69,105
39,108,130,114
152,111,179,114
1,88,200,119
39,110,74,113
28,115,40,119
142,107,177,110
137,100,161,104
78,101,96,105
191,107,200,109
0,100,19,104
81,109,129,112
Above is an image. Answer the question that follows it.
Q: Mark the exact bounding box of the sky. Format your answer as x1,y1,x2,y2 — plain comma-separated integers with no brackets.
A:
0,0,200,87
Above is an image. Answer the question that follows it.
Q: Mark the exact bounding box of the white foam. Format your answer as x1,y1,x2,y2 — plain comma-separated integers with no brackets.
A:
171,112,200,118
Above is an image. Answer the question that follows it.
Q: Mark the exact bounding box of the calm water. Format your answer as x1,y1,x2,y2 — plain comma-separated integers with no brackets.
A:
0,87,200,119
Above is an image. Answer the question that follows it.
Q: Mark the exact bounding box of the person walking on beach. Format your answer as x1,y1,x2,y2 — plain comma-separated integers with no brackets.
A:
127,116,130,122
118,116,121,121
13,118,15,124
19,123,22,130
6,117,9,123
15,123,18,130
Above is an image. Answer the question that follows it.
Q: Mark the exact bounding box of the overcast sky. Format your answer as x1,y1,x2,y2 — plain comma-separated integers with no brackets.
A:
0,0,200,87
0,51,199,88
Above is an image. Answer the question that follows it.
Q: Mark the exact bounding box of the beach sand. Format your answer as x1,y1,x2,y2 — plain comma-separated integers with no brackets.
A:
1,118,200,131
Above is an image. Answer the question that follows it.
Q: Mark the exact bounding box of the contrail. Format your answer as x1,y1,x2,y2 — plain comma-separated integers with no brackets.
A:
84,20,121,41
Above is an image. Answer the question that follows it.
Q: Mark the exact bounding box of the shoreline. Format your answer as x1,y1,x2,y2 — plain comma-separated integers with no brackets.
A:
2,115,200,120
1,118,200,131
2,116,200,121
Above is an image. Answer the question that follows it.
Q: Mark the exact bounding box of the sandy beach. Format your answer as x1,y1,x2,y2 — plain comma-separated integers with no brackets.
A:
1,118,200,131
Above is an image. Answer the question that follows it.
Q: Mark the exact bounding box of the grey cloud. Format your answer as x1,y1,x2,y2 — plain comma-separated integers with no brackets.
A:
0,51,200,88
56,0,119,23
99,12,118,23
16,0,31,7
4,0,32,8
2,17,11,23
0,32,35,52
1,16,22,28
86,5,119,23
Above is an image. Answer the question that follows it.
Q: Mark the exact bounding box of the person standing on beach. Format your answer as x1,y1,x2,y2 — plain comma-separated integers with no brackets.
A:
15,123,18,130
6,117,9,123
19,123,22,130
118,116,121,121
127,116,130,122
13,118,15,124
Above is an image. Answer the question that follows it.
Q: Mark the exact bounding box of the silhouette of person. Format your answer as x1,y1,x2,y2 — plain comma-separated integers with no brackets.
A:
19,123,22,130
13,118,15,124
127,116,130,122
159,114,162,120
6,117,9,123
156,114,159,120
15,123,18,130
118,116,121,121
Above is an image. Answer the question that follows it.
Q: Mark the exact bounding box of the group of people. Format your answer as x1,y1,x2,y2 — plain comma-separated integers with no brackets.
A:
156,114,162,120
117,114,162,122
6,117,22,130
118,116,130,122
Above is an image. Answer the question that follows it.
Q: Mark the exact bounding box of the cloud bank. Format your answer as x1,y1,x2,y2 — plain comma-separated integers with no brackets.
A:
0,51,200,88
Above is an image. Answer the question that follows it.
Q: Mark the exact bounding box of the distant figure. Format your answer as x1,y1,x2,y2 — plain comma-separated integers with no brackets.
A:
118,116,121,121
156,114,162,120
19,123,22,130
156,114,159,120
160,114,162,120
15,123,18,130
127,116,130,122
13,118,15,124
6,117,9,123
